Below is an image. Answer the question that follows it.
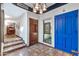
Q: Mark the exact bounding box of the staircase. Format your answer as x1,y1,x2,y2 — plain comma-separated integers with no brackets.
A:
3,37,26,55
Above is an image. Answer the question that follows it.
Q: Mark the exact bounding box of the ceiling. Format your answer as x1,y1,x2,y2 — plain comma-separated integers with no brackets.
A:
4,3,26,18
24,3,55,8
13,3,67,14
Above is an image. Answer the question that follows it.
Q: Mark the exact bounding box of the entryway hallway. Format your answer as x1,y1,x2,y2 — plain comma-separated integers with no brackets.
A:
4,43,72,56
1,3,79,56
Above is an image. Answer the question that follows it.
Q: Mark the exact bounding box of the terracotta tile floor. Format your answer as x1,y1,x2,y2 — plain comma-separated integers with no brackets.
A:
4,43,72,56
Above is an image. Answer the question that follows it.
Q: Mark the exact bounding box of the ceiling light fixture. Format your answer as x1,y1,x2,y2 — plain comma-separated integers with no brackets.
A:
33,3,47,14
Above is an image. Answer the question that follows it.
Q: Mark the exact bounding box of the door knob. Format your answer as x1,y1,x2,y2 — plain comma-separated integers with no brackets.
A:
71,50,79,54
33,33,37,35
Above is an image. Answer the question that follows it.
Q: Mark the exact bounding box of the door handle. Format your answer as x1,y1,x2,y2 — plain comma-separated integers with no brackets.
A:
71,50,79,54
33,33,37,35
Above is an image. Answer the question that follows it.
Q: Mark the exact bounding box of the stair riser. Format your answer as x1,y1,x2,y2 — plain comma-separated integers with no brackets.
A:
3,45,26,53
4,40,23,46
3,46,26,55
4,42,24,48
4,39,22,44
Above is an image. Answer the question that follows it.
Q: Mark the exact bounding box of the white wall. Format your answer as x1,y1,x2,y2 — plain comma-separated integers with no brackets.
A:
18,13,28,44
39,3,79,47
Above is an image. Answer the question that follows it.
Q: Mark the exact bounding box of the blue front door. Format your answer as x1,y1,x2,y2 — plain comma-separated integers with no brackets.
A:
55,10,78,56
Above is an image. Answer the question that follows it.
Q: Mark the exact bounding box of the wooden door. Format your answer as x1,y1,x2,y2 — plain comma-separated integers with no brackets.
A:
29,18,38,46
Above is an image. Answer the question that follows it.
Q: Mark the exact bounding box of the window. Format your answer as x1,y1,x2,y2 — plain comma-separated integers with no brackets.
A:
43,21,51,44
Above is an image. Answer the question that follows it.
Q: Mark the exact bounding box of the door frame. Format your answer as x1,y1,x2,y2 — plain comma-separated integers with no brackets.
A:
0,4,4,56
29,17,38,46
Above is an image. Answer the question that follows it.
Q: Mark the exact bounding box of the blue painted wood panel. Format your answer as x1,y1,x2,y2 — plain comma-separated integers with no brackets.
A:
55,10,78,56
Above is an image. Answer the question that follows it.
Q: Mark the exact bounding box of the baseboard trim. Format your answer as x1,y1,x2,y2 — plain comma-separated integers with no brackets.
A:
38,42,54,48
